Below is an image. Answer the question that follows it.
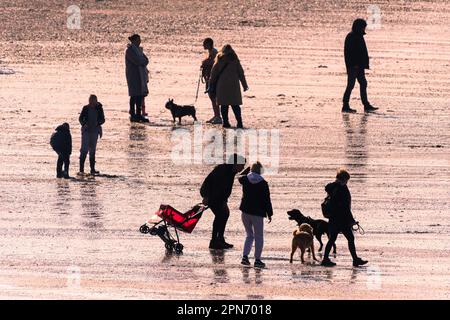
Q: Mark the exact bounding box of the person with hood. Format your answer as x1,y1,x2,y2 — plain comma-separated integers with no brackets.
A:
321,169,368,267
238,162,273,269
208,44,248,129
342,19,378,113
125,34,150,122
201,38,221,124
200,153,246,250
78,95,105,175
50,122,72,179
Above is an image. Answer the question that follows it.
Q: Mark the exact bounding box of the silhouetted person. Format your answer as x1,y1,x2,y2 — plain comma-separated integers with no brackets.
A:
50,122,72,179
200,154,246,249
342,19,378,113
209,45,248,129
78,95,105,175
321,169,368,267
239,162,273,269
201,38,221,124
125,34,149,123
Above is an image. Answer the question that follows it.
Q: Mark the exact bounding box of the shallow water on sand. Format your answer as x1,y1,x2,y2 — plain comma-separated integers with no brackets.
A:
0,0,449,299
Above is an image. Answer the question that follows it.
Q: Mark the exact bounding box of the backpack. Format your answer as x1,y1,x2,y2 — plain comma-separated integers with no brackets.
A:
50,132,58,152
321,187,338,219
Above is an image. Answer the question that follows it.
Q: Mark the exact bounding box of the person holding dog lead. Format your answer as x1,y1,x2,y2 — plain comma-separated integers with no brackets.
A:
125,33,150,123
321,169,368,267
208,44,248,129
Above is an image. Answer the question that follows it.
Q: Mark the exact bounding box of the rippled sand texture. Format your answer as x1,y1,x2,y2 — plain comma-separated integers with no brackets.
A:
0,0,449,299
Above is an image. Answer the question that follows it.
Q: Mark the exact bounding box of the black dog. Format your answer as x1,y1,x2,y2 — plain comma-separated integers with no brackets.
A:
287,209,336,254
165,99,197,124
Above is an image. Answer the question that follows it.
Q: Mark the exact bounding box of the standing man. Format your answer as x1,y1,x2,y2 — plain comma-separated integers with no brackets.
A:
78,95,105,175
200,154,246,249
125,34,150,122
342,19,378,113
201,38,222,124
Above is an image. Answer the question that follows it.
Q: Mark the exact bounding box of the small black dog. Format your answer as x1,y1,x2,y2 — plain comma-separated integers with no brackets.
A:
287,209,336,254
165,99,197,124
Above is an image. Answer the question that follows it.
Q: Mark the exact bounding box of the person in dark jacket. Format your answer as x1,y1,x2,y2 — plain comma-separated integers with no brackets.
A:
125,34,150,123
239,162,273,269
342,19,378,113
50,122,72,178
321,169,368,267
200,153,246,249
201,38,221,124
78,95,105,175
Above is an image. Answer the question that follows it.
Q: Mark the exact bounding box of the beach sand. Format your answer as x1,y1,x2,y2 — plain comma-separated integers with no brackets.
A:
0,0,449,299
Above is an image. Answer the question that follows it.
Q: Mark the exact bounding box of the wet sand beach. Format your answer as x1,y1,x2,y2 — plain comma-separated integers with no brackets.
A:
0,0,449,299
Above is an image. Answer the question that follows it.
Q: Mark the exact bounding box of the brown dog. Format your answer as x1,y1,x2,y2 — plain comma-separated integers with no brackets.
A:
290,223,319,264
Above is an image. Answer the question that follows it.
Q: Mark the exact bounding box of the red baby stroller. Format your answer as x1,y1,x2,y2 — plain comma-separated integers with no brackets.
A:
139,203,208,254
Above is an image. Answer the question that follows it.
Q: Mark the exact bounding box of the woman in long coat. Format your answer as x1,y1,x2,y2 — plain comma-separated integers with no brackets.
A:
209,45,248,128
125,34,149,122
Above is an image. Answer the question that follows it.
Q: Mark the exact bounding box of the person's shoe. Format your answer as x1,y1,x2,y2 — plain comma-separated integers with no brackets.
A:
236,122,244,129
222,122,231,128
130,115,139,122
364,105,378,112
139,115,150,123
77,171,84,176
206,116,216,123
241,255,251,266
56,173,63,178
254,260,266,268
90,169,100,175
342,105,357,113
217,239,233,249
210,117,223,124
353,258,368,267
209,240,226,250
63,171,70,179
321,258,337,267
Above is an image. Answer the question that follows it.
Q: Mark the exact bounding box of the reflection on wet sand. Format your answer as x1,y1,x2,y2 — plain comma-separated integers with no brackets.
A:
291,267,334,283
127,124,150,178
80,181,104,229
242,266,263,285
55,180,72,215
342,113,368,183
210,249,229,284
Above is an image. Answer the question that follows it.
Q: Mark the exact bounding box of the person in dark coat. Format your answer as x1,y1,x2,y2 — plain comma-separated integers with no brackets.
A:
125,34,149,122
78,95,105,175
50,122,72,178
209,44,248,128
238,162,273,269
200,153,246,249
321,169,368,267
342,19,378,113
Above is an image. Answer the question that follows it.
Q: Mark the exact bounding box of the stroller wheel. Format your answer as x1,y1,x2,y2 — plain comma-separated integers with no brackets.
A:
174,243,184,254
139,225,149,234
165,242,173,251
149,227,158,236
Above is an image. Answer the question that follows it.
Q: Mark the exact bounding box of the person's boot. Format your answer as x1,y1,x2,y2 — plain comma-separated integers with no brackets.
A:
342,103,357,113
241,255,251,266
321,258,337,267
353,258,368,267
254,259,266,269
78,154,86,175
218,237,234,249
232,106,244,129
221,106,231,128
89,156,99,175
63,163,70,179
209,239,226,250
364,104,378,112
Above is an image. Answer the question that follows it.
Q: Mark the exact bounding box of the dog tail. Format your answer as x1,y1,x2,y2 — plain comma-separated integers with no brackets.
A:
293,229,300,236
